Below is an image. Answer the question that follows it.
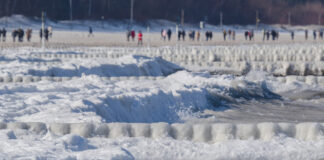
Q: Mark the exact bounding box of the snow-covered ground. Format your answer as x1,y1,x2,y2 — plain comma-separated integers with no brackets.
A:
0,15,324,160
0,43,324,159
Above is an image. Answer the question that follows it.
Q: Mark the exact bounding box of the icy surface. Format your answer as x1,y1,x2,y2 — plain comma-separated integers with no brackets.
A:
0,45,324,159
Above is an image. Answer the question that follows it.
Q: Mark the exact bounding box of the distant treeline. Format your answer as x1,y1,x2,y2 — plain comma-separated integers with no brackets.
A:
0,0,324,25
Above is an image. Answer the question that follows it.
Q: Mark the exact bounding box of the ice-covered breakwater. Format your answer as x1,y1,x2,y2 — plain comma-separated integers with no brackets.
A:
18,44,323,76
1,122,323,142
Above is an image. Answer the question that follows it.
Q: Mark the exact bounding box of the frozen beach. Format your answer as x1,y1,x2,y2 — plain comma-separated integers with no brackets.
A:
0,15,324,160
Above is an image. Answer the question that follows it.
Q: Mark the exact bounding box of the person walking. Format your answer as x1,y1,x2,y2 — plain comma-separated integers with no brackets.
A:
126,30,131,41
320,31,323,40
88,26,94,37
18,28,24,42
167,29,172,41
228,30,232,40
313,30,317,40
305,30,308,40
44,28,49,41
182,30,186,41
26,28,32,42
131,30,135,41
232,30,236,41
196,31,200,41
2,28,6,42
138,31,143,46
223,30,227,41
162,29,167,41
291,31,294,40
244,31,248,41
178,30,181,41
39,28,43,42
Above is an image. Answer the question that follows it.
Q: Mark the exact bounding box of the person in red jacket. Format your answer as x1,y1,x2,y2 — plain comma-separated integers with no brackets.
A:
138,31,143,46
131,30,135,41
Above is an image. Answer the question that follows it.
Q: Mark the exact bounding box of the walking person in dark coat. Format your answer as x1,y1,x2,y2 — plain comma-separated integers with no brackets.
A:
44,28,49,41
18,28,24,42
2,28,6,42
167,29,172,41
291,31,294,40
182,30,186,41
88,26,94,37
244,31,249,40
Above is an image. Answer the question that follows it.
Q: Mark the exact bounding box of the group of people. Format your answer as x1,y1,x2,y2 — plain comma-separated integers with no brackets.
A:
1,26,53,43
205,31,213,41
0,28,7,42
12,28,26,42
262,30,279,41
188,30,201,41
126,30,143,45
39,27,52,42
245,30,255,41
223,30,236,41
161,29,172,41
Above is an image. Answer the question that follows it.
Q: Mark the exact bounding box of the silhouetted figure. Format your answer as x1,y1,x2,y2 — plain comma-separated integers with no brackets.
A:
228,30,232,40
223,30,227,41
44,28,49,41
88,27,93,37
12,30,18,42
178,30,181,41
126,30,131,41
244,31,249,40
39,29,43,42
189,31,195,41
320,31,323,40
17,28,24,42
232,30,236,41
266,31,270,41
305,30,308,40
271,30,276,41
291,31,294,40
313,30,317,40
167,29,172,41
2,28,6,42
181,30,186,41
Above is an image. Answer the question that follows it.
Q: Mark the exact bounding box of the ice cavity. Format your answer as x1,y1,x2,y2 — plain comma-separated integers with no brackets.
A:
1,122,324,142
